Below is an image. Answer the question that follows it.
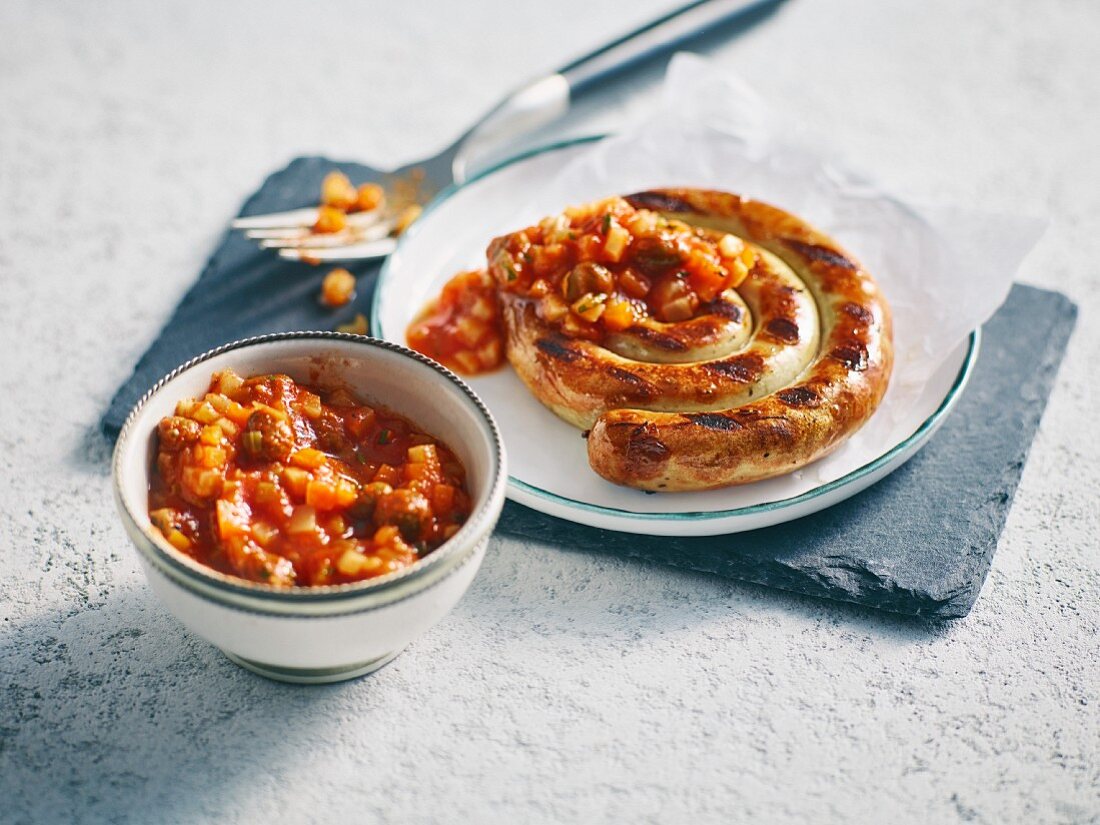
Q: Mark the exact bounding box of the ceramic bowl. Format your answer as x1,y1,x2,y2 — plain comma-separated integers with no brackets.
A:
112,332,507,684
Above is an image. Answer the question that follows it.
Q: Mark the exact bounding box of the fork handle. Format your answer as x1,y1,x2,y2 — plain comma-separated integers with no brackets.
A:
451,0,785,182
558,0,785,98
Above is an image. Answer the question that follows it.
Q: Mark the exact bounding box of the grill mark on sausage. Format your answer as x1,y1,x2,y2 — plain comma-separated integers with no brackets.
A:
764,317,801,344
624,423,670,475
703,354,764,383
841,302,874,324
535,336,581,363
700,299,744,322
624,191,696,214
627,326,688,352
776,387,822,407
784,239,858,271
830,344,869,371
685,413,744,432
608,366,651,391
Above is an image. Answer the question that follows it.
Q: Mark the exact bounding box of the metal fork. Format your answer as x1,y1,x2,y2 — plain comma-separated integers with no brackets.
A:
233,0,786,263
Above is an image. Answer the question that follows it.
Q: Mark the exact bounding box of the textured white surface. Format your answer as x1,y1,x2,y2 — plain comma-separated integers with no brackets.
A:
1,1,1098,823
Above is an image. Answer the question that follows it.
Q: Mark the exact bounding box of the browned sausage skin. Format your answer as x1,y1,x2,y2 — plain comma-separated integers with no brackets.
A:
494,188,893,491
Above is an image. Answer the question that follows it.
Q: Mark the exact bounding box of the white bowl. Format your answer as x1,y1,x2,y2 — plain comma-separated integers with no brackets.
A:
112,332,507,684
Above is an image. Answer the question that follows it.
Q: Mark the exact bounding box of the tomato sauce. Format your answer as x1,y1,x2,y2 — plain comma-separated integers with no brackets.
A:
406,269,505,376
148,369,471,586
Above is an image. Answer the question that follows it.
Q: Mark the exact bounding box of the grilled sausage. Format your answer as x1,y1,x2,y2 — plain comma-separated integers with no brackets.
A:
498,189,893,491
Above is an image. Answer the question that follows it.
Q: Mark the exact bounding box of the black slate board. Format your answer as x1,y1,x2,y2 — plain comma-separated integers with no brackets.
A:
103,158,386,433
103,156,1077,619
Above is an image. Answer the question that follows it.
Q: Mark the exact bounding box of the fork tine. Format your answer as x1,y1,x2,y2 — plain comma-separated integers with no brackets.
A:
278,238,397,262
244,211,390,241
231,205,390,231
260,234,355,250
245,227,312,240
231,207,321,230
258,219,395,250
345,210,388,229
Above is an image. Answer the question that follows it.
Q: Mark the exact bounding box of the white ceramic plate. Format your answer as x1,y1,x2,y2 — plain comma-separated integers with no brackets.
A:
372,139,979,536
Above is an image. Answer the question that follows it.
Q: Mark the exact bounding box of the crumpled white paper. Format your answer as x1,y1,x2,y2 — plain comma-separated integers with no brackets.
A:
530,53,1046,470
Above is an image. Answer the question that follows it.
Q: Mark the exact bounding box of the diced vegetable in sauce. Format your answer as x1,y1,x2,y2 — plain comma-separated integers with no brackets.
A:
406,269,505,376
405,197,758,374
147,370,471,586
320,267,357,307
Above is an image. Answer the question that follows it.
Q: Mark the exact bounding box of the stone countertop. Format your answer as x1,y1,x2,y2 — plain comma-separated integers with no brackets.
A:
1,1,1097,822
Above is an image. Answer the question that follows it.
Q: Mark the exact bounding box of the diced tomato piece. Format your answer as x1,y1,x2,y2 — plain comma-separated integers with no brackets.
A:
602,299,635,332
432,483,456,513
306,479,338,510
149,371,472,586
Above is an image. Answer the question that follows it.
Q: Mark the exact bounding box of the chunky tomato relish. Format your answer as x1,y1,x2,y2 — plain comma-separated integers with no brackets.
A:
406,197,756,374
406,269,505,376
147,369,471,586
